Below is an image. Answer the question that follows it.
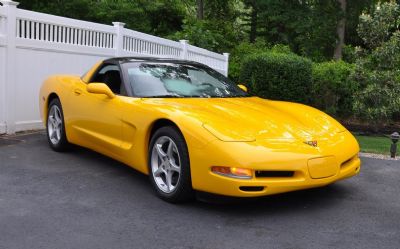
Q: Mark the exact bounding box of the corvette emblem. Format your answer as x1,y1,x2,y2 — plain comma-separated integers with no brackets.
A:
304,140,318,147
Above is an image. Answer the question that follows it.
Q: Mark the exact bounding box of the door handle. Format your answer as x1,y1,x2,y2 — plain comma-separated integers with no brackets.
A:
74,89,82,96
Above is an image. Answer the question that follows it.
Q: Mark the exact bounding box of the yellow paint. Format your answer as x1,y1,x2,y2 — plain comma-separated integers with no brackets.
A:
39,60,361,197
308,156,338,179
86,83,116,99
237,84,248,92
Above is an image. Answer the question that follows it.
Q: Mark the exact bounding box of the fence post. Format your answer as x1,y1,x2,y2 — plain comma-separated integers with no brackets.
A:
179,40,188,60
223,53,230,77
3,0,19,134
113,22,125,57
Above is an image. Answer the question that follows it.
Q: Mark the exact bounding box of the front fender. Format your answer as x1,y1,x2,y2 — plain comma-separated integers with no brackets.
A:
39,75,80,125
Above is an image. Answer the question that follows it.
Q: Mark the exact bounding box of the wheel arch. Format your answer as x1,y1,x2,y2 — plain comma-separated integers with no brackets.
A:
145,118,195,202
147,118,183,150
143,119,185,170
44,92,60,126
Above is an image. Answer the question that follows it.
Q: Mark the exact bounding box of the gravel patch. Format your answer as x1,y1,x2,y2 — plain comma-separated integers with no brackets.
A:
359,152,399,161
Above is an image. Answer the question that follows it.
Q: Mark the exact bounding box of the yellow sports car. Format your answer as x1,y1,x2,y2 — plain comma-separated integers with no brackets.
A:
39,57,361,202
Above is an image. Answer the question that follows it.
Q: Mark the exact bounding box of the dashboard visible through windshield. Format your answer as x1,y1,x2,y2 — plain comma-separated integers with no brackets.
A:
122,62,249,98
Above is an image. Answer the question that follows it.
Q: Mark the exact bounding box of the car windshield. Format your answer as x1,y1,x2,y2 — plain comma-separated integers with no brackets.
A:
122,62,249,98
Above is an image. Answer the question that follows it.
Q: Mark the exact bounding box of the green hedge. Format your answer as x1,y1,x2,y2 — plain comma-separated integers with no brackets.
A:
239,52,313,103
228,41,270,83
312,61,358,117
229,43,294,83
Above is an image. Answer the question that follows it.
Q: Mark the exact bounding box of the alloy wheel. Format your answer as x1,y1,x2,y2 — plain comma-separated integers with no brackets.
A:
150,136,181,193
47,105,63,145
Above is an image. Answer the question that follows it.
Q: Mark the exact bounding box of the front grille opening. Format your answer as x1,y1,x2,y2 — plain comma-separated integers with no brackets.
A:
239,186,264,192
255,170,295,178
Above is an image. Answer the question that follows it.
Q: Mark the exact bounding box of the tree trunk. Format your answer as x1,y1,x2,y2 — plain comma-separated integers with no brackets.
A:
196,0,204,20
249,0,257,43
333,0,346,60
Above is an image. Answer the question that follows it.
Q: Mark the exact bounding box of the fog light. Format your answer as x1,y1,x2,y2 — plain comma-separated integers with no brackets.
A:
211,166,252,179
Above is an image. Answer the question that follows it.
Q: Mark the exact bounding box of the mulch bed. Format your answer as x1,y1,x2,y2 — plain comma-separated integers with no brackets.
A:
340,119,400,135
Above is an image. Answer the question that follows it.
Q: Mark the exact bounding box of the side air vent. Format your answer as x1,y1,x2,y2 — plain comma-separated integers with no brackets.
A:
341,155,358,169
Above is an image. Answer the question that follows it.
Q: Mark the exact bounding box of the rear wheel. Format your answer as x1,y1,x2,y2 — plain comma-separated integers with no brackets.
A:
148,126,194,203
47,98,70,151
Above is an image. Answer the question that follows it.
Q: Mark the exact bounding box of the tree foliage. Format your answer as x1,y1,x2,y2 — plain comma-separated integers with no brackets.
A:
168,0,244,53
353,70,400,122
241,0,341,61
17,0,186,37
16,0,390,59
12,0,400,123
358,1,400,50
352,2,400,122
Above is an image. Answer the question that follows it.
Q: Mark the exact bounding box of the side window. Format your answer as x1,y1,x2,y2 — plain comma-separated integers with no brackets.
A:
90,64,126,95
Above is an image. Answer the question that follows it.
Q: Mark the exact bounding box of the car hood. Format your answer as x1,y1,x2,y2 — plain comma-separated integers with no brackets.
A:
142,97,346,142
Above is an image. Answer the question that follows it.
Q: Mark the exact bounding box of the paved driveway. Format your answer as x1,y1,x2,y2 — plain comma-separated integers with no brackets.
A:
0,132,399,249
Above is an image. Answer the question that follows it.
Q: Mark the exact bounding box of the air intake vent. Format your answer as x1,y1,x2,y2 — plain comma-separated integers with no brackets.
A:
239,186,264,192
255,170,294,178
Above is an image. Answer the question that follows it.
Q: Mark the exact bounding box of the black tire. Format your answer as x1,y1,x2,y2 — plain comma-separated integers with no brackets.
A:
46,98,70,152
148,126,194,203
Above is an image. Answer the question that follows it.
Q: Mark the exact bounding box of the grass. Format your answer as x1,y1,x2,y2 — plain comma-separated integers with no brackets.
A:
354,134,392,155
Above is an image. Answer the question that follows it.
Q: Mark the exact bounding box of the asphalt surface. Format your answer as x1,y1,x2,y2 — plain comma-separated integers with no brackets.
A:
0,132,399,249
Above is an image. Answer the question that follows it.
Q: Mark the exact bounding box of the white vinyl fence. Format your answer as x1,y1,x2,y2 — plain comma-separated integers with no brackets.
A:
0,0,230,134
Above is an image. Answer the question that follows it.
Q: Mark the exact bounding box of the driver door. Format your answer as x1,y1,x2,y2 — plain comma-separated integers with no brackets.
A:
68,63,125,158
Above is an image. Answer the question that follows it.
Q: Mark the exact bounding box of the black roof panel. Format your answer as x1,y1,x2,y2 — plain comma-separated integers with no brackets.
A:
104,57,205,66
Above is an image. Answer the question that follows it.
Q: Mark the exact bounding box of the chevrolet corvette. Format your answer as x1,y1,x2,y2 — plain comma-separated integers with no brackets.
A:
39,57,361,202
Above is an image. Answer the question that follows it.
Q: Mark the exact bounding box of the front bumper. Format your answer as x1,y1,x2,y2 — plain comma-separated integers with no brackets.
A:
189,131,361,197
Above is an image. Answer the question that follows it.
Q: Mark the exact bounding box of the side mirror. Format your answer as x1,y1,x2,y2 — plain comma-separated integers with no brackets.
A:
237,84,248,92
87,83,115,99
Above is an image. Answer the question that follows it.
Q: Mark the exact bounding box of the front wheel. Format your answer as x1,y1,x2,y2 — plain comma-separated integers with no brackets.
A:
47,98,70,152
148,126,194,203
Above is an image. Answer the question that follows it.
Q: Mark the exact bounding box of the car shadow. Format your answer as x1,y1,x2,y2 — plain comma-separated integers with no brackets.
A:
74,144,353,214
34,132,356,215
69,144,151,182
189,184,353,216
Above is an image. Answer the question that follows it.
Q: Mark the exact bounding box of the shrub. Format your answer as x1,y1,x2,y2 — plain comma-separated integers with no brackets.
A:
353,70,400,122
229,43,295,83
312,61,358,117
239,52,313,104
342,44,358,64
269,44,294,54
228,41,270,83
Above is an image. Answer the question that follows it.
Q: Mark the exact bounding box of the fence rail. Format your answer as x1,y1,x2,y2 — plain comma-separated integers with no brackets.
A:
122,29,182,58
187,44,227,72
0,0,230,135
